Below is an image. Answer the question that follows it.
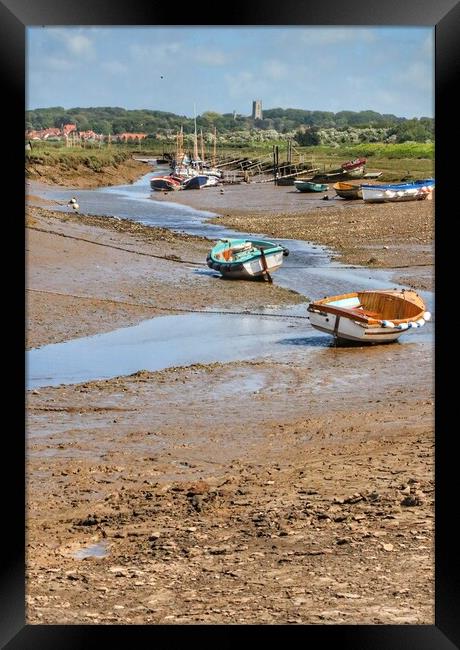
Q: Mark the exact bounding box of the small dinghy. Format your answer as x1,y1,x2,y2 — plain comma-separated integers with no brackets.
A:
307,289,430,344
150,175,182,191
333,182,363,200
294,180,328,193
206,238,289,280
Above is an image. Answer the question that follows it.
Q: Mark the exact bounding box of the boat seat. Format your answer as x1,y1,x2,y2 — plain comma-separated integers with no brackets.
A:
353,307,381,318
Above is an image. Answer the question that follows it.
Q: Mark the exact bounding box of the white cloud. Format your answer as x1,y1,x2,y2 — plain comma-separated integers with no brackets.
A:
265,60,288,80
421,32,434,57
295,27,377,46
193,48,229,66
49,28,95,60
396,62,433,92
130,42,181,63
42,56,77,72
101,61,128,75
225,71,267,99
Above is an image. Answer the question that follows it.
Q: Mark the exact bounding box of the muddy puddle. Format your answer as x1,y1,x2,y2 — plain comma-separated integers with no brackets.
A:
73,542,108,560
27,302,431,390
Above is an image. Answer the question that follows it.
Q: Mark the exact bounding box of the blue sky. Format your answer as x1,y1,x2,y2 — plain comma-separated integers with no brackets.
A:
27,27,434,118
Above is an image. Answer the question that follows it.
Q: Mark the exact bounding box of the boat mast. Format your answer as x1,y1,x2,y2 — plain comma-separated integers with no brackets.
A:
200,129,205,167
193,103,199,166
213,126,217,166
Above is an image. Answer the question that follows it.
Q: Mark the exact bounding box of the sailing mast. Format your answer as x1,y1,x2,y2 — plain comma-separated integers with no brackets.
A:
193,103,199,166
200,129,205,166
213,126,217,166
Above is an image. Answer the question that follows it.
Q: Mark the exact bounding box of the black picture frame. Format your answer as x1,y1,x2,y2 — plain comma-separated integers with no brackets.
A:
3,0,459,647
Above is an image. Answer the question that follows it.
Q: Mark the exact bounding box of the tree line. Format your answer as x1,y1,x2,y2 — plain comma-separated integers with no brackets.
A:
26,106,434,143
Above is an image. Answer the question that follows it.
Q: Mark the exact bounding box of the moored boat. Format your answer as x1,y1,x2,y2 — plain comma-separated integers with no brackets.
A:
341,157,367,171
361,178,435,203
307,289,430,344
206,238,289,280
150,175,182,191
182,174,220,189
294,180,328,193
333,182,363,200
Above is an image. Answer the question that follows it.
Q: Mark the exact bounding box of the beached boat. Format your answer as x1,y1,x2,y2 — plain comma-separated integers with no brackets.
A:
150,175,182,191
307,289,430,344
333,182,363,200
341,157,367,172
294,180,328,193
206,238,289,280
182,174,220,190
362,171,383,179
344,166,365,179
361,178,435,203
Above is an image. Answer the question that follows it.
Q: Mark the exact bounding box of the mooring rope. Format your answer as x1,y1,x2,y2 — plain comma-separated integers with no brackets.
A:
27,288,311,319
26,225,206,266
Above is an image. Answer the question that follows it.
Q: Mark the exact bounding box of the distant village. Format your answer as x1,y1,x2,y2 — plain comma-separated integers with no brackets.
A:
25,122,147,144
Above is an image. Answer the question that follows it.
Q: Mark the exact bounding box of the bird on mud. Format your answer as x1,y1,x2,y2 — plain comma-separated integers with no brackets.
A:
68,197,80,214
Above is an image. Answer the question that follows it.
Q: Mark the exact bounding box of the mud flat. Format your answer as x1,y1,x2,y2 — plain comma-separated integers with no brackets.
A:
151,182,434,291
26,178,434,625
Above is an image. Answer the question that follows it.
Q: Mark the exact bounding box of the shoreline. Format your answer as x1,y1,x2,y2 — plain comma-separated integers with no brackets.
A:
26,172,434,625
145,182,434,290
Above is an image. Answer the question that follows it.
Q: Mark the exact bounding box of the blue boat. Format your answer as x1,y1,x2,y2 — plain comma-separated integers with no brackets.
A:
182,174,219,190
206,238,289,280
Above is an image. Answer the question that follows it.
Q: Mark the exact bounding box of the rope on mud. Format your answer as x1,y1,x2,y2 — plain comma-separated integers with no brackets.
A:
27,288,311,319
26,225,206,266
26,228,432,271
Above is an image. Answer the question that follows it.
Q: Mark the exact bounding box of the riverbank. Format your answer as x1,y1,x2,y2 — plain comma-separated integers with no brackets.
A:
26,176,434,625
26,155,149,188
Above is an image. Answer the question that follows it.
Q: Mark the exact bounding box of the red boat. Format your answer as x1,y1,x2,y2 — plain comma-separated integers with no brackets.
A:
341,157,367,171
150,175,182,191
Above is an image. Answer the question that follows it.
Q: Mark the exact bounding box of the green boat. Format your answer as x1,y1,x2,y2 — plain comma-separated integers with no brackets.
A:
206,238,289,280
294,180,328,193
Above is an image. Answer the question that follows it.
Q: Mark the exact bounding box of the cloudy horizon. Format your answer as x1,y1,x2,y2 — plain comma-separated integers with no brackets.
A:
27,26,434,119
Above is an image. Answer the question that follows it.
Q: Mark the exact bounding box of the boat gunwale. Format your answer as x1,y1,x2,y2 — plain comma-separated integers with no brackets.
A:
307,290,426,326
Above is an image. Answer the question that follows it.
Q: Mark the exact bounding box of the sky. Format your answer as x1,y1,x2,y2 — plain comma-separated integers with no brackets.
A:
27,26,434,118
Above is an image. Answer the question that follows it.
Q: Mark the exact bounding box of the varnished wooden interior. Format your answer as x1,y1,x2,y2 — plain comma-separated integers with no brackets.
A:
309,290,426,325
357,291,424,321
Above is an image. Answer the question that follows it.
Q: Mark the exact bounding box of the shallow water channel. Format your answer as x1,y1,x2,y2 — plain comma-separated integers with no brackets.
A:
27,169,434,389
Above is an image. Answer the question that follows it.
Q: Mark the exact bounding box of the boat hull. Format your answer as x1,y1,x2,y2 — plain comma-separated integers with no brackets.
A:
150,176,181,191
294,181,328,192
308,311,404,343
361,179,435,203
207,238,288,280
219,250,285,279
307,289,429,344
333,182,363,200
183,175,219,189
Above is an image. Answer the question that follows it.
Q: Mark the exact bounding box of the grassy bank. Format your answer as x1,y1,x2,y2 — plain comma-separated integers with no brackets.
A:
25,144,148,187
25,140,434,184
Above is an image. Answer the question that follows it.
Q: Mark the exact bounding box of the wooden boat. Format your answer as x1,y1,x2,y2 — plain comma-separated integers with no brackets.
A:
307,289,430,344
333,182,363,200
150,175,182,191
361,178,435,203
206,238,289,280
294,180,328,193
